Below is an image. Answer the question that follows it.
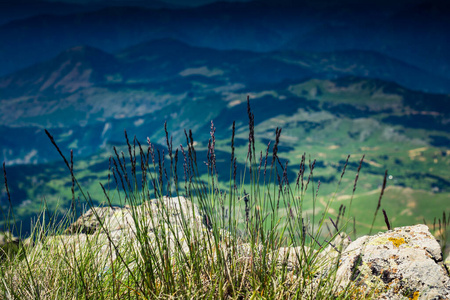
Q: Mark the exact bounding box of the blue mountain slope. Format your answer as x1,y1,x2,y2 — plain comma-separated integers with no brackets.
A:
0,0,448,81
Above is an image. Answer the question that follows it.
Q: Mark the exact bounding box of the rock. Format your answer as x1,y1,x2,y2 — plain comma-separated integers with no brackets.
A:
319,232,352,264
275,232,350,273
65,196,204,236
37,196,208,268
336,224,450,299
0,231,19,246
65,206,123,234
0,231,20,259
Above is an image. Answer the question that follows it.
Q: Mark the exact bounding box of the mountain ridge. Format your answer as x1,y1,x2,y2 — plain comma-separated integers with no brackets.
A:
0,45,119,97
2,39,449,96
0,0,448,78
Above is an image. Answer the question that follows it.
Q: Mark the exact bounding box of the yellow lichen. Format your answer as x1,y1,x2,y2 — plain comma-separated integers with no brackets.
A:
409,291,419,300
388,237,406,248
368,236,407,248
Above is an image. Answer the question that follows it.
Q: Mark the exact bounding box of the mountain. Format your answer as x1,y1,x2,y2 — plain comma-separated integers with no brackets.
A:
0,0,448,81
280,1,450,80
269,50,450,94
0,46,119,97
0,45,125,130
1,39,449,160
0,41,448,234
2,39,449,118
0,39,449,173
118,39,450,93
115,39,315,85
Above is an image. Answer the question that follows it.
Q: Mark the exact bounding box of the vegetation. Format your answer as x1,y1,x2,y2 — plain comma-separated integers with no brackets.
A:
0,98,448,299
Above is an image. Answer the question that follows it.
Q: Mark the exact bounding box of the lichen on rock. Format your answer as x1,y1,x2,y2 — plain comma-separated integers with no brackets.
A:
335,224,450,299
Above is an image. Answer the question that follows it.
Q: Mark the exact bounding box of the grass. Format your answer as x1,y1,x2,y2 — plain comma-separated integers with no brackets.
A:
0,97,448,299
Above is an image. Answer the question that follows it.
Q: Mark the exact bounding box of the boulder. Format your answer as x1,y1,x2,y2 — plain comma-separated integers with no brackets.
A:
65,196,204,236
335,224,450,299
65,206,123,234
39,196,207,267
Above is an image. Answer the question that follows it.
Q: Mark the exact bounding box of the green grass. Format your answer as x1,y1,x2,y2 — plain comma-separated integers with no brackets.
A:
0,98,448,299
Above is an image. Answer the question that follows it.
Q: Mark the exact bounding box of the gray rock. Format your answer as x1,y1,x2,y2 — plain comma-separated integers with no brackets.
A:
35,196,208,268
65,206,123,234
274,232,350,273
0,231,19,246
0,231,20,260
336,224,450,299
65,196,204,236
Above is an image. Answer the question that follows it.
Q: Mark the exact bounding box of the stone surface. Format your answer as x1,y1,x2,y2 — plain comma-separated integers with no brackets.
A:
0,231,20,259
274,233,350,273
0,231,19,246
335,224,450,299
65,196,204,236
35,196,208,268
65,206,123,234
